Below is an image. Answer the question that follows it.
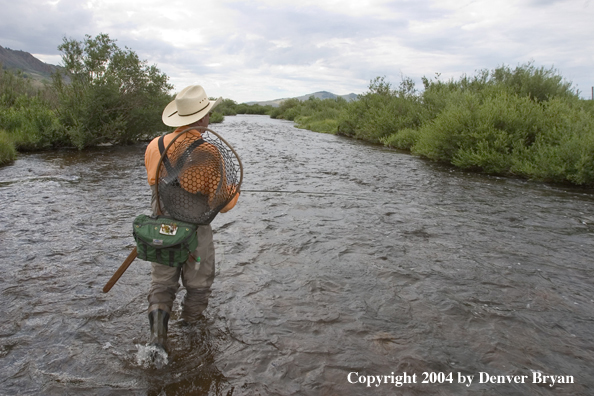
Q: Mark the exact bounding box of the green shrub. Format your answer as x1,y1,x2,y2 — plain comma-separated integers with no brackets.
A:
210,111,224,123
410,90,594,185
0,129,16,165
214,98,238,116
412,91,544,173
294,116,340,134
338,76,427,143
0,94,66,150
491,63,576,102
236,103,274,115
271,96,349,133
270,98,302,120
512,98,594,184
0,66,39,107
52,33,172,148
381,128,420,150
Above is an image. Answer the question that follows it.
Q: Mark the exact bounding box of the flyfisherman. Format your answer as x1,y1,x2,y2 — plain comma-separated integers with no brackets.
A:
143,85,240,350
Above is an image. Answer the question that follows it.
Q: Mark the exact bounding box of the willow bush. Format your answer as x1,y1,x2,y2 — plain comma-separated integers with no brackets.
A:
338,76,427,142
0,67,66,154
271,63,594,186
53,33,173,148
211,98,273,122
408,65,594,184
380,127,420,150
235,103,274,114
0,129,16,165
514,98,594,185
293,97,346,133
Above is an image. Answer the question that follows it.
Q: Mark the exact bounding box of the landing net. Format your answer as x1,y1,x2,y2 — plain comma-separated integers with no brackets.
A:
155,127,242,224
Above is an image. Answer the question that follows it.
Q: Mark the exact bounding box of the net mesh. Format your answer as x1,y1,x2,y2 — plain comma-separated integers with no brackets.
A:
156,128,241,224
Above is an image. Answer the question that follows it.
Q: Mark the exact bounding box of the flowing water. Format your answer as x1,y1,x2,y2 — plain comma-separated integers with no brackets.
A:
1,115,593,395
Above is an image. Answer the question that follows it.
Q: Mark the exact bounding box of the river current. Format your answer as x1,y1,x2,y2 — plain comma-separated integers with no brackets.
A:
1,115,593,395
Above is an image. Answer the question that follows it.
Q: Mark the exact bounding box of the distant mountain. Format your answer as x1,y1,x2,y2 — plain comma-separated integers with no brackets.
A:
245,91,358,107
0,45,63,84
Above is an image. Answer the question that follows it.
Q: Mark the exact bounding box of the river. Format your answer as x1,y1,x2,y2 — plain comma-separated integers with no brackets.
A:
1,115,593,395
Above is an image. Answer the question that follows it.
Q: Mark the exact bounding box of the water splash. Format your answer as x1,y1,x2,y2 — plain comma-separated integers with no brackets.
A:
135,344,169,369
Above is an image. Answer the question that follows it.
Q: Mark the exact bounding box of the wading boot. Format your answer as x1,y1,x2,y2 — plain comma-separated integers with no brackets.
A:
148,309,170,352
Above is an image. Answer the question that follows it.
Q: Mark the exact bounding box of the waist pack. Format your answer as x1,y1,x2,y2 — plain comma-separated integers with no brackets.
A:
133,214,199,267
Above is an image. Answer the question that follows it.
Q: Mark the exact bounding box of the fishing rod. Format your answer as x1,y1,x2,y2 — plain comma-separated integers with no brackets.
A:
240,189,376,200
240,189,353,196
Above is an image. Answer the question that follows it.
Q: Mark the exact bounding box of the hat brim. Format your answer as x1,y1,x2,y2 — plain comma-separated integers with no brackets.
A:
162,97,222,127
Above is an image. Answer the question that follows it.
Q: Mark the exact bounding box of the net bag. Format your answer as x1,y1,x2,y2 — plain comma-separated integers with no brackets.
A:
155,127,242,225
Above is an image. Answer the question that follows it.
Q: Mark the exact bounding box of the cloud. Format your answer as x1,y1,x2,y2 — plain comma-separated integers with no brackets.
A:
0,0,94,52
1,0,593,101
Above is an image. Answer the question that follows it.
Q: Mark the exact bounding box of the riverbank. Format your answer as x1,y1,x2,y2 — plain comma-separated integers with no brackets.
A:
4,61,593,186
0,112,254,166
0,64,271,166
272,64,594,187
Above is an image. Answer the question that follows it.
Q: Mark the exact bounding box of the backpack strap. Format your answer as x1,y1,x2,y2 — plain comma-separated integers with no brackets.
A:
176,137,205,168
158,134,175,177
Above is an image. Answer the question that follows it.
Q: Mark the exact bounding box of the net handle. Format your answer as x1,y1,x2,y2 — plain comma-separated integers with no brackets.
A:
154,126,243,216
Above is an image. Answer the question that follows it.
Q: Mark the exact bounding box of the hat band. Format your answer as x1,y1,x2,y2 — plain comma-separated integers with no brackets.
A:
168,101,210,118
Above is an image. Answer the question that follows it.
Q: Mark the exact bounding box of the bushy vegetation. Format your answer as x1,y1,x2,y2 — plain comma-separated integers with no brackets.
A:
211,98,274,120
52,34,173,148
3,51,594,188
0,129,16,164
0,65,65,164
0,33,174,164
271,63,594,186
270,96,347,134
0,37,271,166
338,76,428,141
396,64,594,185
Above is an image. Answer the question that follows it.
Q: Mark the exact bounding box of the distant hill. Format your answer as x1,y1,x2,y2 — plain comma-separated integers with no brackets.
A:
245,91,358,107
0,45,63,85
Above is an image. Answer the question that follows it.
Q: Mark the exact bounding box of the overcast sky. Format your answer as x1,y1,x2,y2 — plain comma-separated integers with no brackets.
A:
1,0,593,103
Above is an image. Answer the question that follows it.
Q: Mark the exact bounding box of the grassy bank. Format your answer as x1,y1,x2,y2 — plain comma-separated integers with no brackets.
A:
271,63,594,187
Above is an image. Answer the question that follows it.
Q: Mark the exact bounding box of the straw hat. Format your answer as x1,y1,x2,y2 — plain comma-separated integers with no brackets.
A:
162,85,222,127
